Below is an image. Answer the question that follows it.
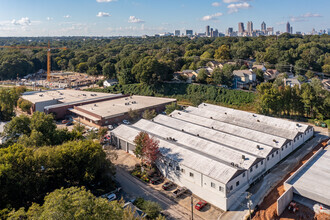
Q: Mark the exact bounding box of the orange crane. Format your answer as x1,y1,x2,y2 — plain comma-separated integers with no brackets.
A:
0,41,67,82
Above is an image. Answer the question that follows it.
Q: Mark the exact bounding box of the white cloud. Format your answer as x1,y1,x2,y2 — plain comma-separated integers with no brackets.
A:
128,16,144,23
97,12,111,17
301,12,322,18
202,12,223,21
227,2,251,13
63,15,71,18
96,0,117,2
11,17,31,26
46,17,53,21
212,2,221,7
290,12,322,22
223,0,250,3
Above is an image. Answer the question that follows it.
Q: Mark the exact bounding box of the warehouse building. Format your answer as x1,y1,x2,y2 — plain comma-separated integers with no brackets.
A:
69,95,176,127
111,104,313,211
21,89,123,119
277,143,330,216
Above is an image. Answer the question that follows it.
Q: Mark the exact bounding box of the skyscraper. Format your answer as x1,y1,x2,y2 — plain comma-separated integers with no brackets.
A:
175,30,180,36
206,25,210,37
261,21,266,32
186,30,193,36
227,27,233,36
286,22,291,33
290,27,293,34
238,22,244,34
247,21,253,35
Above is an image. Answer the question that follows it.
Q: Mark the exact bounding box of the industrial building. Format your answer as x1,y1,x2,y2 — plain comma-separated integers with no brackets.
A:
69,95,176,127
277,143,330,216
111,103,313,211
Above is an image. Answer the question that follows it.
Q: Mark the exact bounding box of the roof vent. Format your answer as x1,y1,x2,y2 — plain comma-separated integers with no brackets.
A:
242,155,246,160
196,134,199,137
210,116,213,119
253,114,256,117
225,112,227,115
94,104,97,107
178,112,181,115
211,126,214,129
257,119,260,122
231,162,234,166
125,98,128,100
181,129,184,132
204,104,206,106
257,145,261,150
273,139,277,143
235,164,239,168
296,123,300,127
170,115,172,117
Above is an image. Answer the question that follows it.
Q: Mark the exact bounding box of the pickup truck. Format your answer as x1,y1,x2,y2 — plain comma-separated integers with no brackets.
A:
172,186,187,198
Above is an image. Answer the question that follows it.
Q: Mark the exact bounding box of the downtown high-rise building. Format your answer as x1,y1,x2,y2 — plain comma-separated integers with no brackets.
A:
206,25,210,37
174,30,180,36
247,21,253,35
290,27,293,34
227,27,233,36
261,21,266,32
267,27,274,35
238,22,245,34
286,22,291,33
186,30,193,36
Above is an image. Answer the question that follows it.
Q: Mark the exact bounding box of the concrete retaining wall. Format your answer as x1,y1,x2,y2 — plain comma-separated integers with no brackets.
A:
277,186,293,216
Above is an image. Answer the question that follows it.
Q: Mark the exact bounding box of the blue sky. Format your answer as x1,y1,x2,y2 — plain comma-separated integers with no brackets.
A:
0,0,329,36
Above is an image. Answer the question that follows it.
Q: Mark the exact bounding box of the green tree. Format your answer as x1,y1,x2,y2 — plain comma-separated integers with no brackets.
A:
3,114,31,138
142,109,157,120
255,69,264,82
214,45,230,61
77,62,88,73
165,102,180,115
17,99,32,113
305,70,315,79
8,187,138,220
128,108,140,122
133,131,148,159
30,112,56,145
196,69,208,84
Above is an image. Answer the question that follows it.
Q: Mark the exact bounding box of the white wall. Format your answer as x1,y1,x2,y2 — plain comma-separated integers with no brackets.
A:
266,150,281,170
35,99,59,112
247,159,266,183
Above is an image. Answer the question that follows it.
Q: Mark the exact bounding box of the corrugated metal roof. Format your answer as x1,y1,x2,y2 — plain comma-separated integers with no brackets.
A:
132,119,259,170
111,125,241,184
153,114,275,158
170,110,287,148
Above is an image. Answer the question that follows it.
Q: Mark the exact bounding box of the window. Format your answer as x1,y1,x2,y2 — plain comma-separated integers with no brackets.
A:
261,160,263,165
236,181,240,186
243,172,246,177
250,167,253,172
181,168,185,173
276,151,278,155
219,186,223,192
281,147,284,151
256,164,258,169
105,120,108,124
176,166,180,171
267,156,269,161
189,172,194,177
272,153,274,158
286,145,287,149
169,163,173,167
230,185,233,190
211,182,215,188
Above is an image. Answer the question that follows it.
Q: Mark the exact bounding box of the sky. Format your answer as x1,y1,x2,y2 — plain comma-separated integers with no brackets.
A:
0,0,329,36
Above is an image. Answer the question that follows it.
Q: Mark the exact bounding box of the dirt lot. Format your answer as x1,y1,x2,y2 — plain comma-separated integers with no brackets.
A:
253,139,330,220
112,149,224,220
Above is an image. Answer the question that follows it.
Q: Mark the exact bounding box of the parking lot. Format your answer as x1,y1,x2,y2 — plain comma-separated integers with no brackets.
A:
111,149,224,220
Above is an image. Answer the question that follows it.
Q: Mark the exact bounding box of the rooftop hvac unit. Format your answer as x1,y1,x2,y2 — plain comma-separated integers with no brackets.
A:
242,155,246,160
257,120,260,122
178,112,181,115
130,96,133,99
225,112,227,115
196,134,199,136
204,104,206,106
273,139,277,143
210,116,213,119
231,162,234,166
125,98,128,100
257,145,260,150
83,94,86,96
235,164,239,168
181,129,184,132
252,114,256,117
211,126,214,129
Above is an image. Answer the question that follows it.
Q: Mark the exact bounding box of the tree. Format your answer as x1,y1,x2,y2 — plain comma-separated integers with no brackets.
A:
8,187,137,220
196,69,208,84
3,114,31,138
17,98,32,113
133,131,148,159
142,134,160,167
30,112,57,145
297,75,306,83
128,108,140,122
76,62,88,73
255,69,264,82
142,109,157,120
305,70,315,79
214,45,230,61
118,69,136,85
102,62,116,78
165,102,180,115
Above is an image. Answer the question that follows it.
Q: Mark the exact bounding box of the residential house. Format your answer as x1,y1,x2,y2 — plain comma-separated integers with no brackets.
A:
252,64,266,72
284,76,302,88
233,69,256,89
196,67,213,76
103,79,118,87
207,61,224,69
264,69,279,81
322,79,330,91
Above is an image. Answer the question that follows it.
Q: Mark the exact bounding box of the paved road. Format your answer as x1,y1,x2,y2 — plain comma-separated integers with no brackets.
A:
220,133,328,220
116,166,203,220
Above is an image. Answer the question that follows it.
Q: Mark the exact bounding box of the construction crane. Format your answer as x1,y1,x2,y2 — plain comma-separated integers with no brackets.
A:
0,41,67,82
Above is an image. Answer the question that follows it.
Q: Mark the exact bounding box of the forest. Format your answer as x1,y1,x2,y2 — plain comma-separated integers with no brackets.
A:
0,34,329,82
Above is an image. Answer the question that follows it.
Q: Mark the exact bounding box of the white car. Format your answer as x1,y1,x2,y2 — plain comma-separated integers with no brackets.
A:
108,125,114,130
107,193,117,201
123,120,130,125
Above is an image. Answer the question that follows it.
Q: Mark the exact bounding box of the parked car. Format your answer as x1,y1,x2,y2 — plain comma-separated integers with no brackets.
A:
66,121,73,126
62,119,69,124
108,125,114,130
172,186,187,198
106,193,117,201
195,200,207,211
123,120,130,125
162,181,174,190
150,176,162,185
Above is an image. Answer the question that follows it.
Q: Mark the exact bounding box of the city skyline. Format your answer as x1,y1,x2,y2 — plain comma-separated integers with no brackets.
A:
0,0,328,36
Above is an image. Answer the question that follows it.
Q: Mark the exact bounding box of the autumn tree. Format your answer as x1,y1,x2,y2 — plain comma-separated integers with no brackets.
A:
133,132,160,166
214,45,230,61
133,131,148,159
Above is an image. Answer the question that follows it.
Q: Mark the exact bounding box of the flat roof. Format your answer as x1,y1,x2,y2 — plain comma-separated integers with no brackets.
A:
153,114,275,158
170,110,288,148
111,125,241,184
132,119,259,170
186,105,299,140
22,89,112,104
75,95,176,119
286,146,330,205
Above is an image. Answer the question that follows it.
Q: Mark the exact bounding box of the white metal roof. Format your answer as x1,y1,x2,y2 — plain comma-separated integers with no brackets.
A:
111,125,241,184
170,110,288,148
132,119,259,170
186,105,299,140
153,114,275,158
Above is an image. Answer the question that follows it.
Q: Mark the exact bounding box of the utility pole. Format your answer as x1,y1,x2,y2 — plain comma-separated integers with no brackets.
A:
191,196,194,220
246,192,253,220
